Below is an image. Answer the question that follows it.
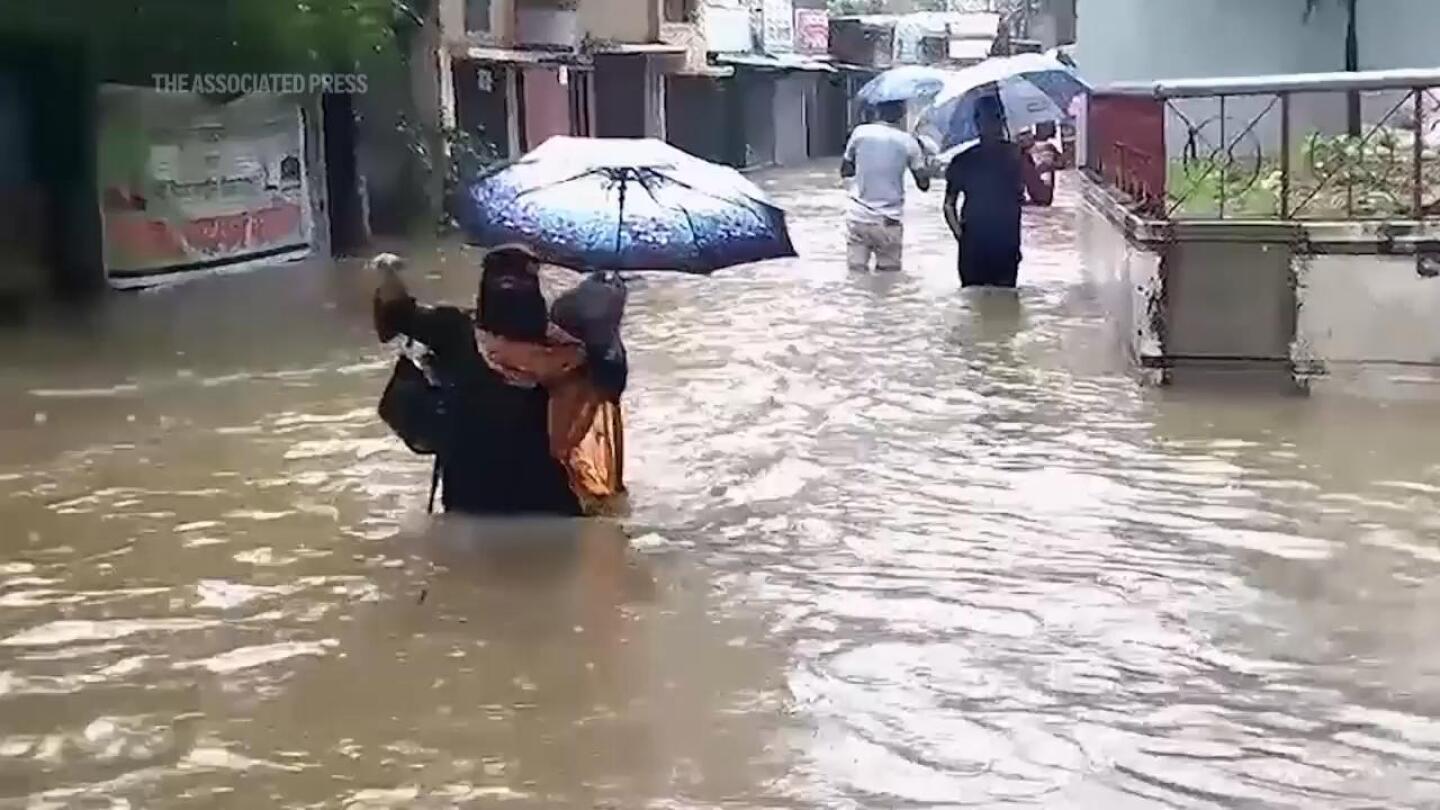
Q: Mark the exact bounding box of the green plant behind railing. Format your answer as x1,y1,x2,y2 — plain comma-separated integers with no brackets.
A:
1168,157,1279,218
1166,130,1440,219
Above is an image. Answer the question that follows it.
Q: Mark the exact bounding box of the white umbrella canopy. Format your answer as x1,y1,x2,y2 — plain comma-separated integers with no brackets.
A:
918,53,1090,150
856,65,954,106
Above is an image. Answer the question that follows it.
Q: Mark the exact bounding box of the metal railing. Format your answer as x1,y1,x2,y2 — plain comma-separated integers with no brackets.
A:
1086,68,1440,222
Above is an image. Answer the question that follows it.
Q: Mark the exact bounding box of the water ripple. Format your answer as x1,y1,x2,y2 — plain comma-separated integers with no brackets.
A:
0,169,1439,807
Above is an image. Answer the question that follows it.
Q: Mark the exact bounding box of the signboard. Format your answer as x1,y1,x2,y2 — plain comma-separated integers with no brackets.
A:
949,38,993,63
948,12,1000,39
97,85,312,278
761,0,795,53
703,5,753,53
794,9,829,55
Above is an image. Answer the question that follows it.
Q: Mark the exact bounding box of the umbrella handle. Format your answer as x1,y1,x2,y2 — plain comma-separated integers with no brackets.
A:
614,171,628,258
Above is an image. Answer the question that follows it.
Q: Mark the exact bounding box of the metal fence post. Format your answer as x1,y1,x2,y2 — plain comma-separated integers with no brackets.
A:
1280,91,1292,219
1415,87,1426,219
1218,95,1227,218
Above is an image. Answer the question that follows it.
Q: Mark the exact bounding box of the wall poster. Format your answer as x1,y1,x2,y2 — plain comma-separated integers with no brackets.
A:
98,85,313,279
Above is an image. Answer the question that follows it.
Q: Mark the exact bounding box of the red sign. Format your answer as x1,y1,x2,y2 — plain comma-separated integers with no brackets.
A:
105,203,306,270
795,9,828,55
98,86,313,278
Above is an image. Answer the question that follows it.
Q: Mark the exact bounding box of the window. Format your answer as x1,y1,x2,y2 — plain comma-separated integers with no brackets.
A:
663,0,695,24
467,0,491,32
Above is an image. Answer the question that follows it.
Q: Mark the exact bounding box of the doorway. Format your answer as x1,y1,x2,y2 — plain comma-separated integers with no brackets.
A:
322,92,366,256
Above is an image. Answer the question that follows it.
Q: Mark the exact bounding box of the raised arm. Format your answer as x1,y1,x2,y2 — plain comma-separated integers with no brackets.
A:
371,254,469,355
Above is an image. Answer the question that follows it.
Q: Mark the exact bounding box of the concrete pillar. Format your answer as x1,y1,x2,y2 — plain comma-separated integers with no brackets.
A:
645,59,666,140
410,8,449,223
301,93,332,261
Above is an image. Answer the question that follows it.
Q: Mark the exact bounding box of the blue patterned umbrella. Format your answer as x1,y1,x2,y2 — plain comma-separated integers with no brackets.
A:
459,137,796,275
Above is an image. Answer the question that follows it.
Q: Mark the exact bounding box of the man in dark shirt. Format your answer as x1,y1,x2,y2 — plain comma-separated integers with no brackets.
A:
942,92,1052,288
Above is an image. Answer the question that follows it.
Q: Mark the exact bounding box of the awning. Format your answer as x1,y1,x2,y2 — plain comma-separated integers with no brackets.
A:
449,44,591,66
712,53,837,73
830,62,884,74
673,65,737,78
587,42,688,55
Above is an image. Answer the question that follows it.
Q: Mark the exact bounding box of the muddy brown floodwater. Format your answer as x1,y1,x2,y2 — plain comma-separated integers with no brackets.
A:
4,166,1440,808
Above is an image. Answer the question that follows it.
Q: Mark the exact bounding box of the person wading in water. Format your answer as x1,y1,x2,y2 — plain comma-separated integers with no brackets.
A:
373,248,626,516
942,91,1053,288
841,100,931,273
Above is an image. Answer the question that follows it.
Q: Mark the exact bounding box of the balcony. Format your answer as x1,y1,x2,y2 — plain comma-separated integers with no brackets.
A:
443,0,664,50
1078,68,1440,398
1086,68,1440,226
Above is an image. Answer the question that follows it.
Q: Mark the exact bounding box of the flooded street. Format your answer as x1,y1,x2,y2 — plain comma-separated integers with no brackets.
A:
7,164,1440,808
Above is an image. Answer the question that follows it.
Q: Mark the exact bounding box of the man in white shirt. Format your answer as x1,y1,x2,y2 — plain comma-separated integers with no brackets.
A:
840,101,931,273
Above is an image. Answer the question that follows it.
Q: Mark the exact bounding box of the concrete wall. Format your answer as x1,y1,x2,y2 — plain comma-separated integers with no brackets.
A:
1296,249,1440,396
1075,0,1350,163
441,0,468,39
301,94,332,262
581,0,658,43
515,6,582,47
1075,188,1164,368
1074,1,1440,102
1165,239,1295,360
1080,176,1440,398
1295,254,1440,364
1075,1,1440,165
1358,0,1440,71
1293,251,1440,397
355,25,442,235
1074,0,1343,85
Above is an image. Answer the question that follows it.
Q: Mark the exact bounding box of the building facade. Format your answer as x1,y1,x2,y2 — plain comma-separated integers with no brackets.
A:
1073,3,1440,397
0,36,362,302
1075,0,1440,85
433,0,683,163
661,0,847,170
1074,0,1440,165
